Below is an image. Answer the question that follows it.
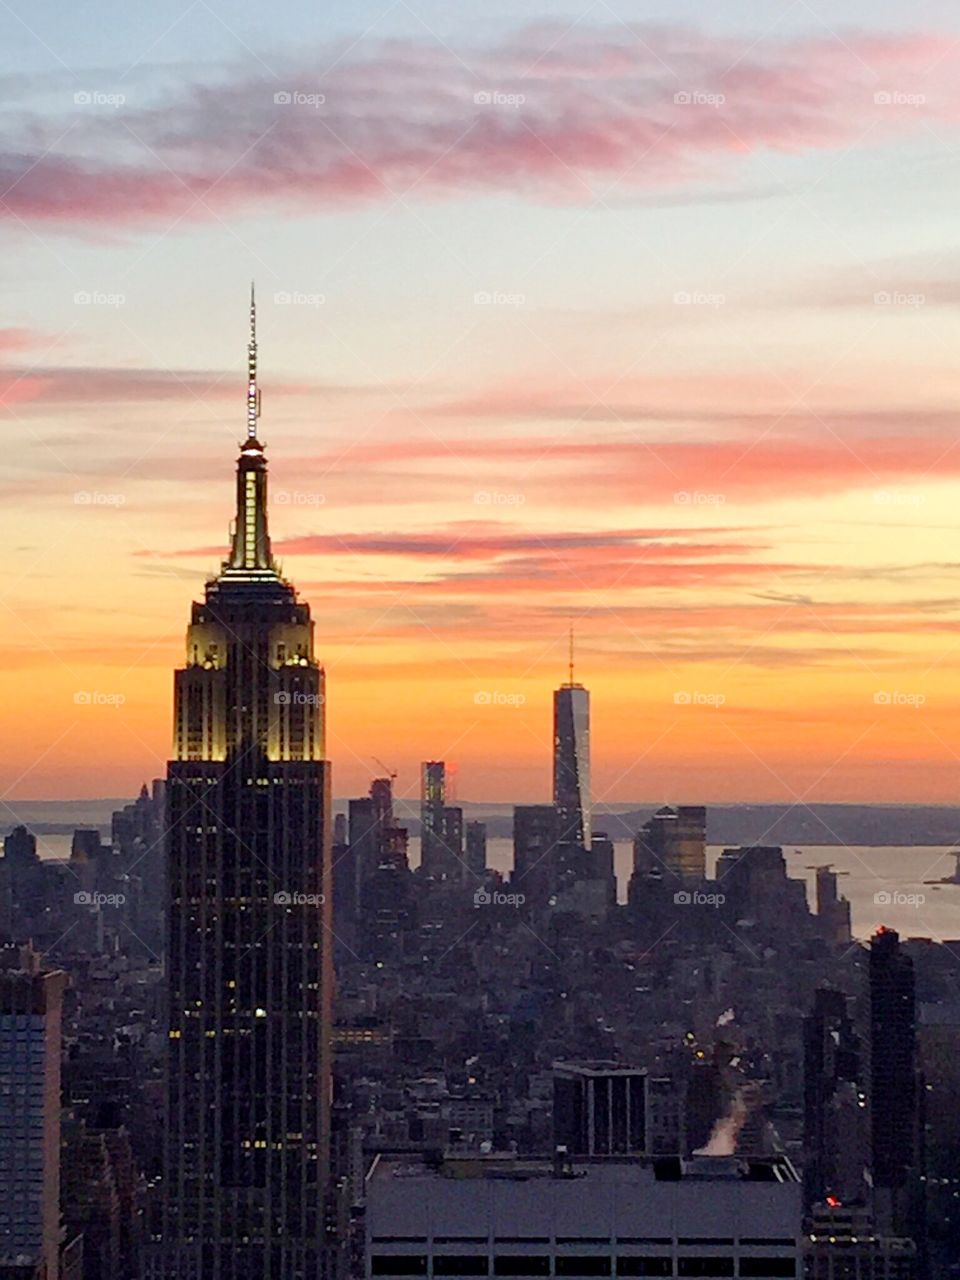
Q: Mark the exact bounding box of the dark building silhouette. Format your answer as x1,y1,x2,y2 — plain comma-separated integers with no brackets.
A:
869,927,918,1237
553,1062,646,1156
0,946,67,1280
803,987,865,1214
629,806,706,905
465,822,487,877
163,289,333,1278
419,761,447,879
814,865,852,948
512,805,560,905
553,649,590,852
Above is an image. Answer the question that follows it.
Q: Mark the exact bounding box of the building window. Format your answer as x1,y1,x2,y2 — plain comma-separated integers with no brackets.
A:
556,1259,612,1276
371,1257,428,1276
433,1259,490,1276
677,1262,734,1278
493,1259,551,1276
738,1263,795,1278
617,1262,672,1277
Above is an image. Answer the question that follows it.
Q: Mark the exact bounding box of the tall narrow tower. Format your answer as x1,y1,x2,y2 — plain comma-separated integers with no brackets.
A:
164,287,333,1280
553,629,591,850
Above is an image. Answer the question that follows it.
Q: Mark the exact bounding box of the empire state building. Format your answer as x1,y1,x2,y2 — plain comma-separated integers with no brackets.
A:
163,289,333,1279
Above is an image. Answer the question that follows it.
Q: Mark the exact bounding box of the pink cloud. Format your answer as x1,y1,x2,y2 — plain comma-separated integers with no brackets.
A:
2,25,959,228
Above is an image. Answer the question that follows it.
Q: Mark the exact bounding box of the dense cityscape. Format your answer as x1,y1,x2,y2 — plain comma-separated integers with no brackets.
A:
0,295,954,1280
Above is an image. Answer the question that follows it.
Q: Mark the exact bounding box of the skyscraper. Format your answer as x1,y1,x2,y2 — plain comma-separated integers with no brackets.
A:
802,987,865,1213
553,634,590,850
0,945,67,1280
869,927,918,1236
420,762,449,879
163,288,333,1279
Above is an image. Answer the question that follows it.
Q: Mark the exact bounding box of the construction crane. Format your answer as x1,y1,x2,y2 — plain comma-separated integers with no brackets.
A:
372,757,397,782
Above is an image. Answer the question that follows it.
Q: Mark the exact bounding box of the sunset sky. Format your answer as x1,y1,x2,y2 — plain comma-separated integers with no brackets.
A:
5,0,960,806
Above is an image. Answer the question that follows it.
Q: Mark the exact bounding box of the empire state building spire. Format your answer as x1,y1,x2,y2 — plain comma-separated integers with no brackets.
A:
226,282,275,576
247,279,260,439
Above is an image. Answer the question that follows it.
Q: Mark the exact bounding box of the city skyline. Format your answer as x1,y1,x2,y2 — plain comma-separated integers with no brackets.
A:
7,5,960,805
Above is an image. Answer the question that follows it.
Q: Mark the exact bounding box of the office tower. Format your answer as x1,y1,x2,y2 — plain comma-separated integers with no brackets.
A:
631,806,707,899
553,636,590,850
804,1204,917,1279
465,821,487,877
349,797,380,901
440,806,464,875
112,781,166,956
164,288,333,1279
815,865,852,948
0,945,67,1280
333,812,347,847
803,988,865,1213
419,761,447,879
366,1152,801,1280
553,1062,647,1155
918,1006,960,1273
512,804,560,904
869,928,918,1237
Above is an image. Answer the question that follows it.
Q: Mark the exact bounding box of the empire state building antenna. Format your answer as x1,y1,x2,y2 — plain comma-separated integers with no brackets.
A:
247,280,261,439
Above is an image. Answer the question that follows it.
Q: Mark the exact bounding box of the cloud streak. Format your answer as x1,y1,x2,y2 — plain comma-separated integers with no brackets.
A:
3,25,959,228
